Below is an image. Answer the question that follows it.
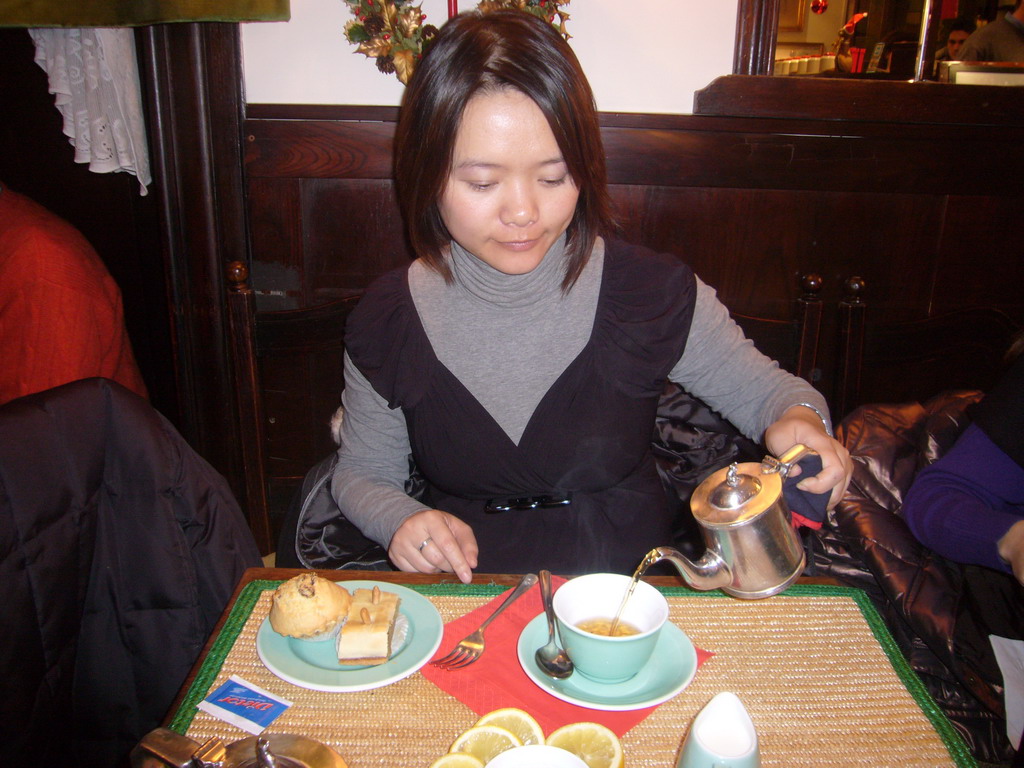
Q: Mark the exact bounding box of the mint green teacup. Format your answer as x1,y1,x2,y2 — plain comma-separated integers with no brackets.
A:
552,573,668,684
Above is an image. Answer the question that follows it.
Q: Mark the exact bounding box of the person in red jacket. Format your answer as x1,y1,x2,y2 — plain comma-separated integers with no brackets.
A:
0,182,147,406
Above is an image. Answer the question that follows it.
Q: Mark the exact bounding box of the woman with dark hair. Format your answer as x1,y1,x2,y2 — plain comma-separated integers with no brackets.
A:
392,9,611,290
331,10,852,582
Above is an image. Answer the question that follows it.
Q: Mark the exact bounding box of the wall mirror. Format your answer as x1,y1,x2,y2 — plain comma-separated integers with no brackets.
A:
737,0,1007,80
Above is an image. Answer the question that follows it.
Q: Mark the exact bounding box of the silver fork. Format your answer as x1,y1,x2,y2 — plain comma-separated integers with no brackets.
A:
430,572,539,670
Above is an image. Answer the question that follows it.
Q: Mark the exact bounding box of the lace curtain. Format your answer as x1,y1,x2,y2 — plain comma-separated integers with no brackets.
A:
14,2,288,196
28,28,152,195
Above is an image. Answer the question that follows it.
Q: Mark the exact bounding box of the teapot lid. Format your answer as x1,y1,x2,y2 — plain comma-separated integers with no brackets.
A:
708,464,761,508
692,461,783,525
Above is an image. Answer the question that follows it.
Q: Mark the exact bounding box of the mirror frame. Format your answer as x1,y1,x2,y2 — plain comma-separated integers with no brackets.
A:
734,0,780,75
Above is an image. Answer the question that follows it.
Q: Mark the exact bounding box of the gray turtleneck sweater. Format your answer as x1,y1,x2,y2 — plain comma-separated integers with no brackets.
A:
332,237,830,548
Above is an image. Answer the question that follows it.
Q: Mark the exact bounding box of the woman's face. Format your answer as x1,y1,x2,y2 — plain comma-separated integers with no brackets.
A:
438,89,580,275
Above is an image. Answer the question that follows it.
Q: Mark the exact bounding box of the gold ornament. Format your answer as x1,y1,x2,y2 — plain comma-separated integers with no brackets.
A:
342,0,572,85
392,48,416,83
357,36,392,58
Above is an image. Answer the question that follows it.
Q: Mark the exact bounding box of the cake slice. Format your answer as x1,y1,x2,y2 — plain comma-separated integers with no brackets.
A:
336,585,401,665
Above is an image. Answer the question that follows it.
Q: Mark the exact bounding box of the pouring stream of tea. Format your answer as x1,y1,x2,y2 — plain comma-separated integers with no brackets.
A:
608,549,660,636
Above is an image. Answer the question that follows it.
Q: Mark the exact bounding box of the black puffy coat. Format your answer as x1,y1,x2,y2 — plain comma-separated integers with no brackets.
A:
0,378,262,768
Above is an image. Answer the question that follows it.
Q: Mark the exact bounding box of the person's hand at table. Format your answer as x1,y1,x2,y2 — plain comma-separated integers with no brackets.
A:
390,509,478,584
998,520,1024,585
764,405,853,510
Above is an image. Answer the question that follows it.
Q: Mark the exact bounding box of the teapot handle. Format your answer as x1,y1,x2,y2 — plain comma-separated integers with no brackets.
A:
130,728,224,768
761,444,815,478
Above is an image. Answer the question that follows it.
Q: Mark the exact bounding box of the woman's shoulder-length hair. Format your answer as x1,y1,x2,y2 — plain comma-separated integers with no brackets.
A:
393,9,615,290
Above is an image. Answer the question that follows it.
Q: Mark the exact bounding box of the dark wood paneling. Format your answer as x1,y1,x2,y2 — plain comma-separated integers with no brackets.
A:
610,186,942,314
694,75,1024,127
245,119,397,179
600,119,1019,197
247,103,400,122
247,177,304,309
303,179,408,298
932,195,1024,313
261,348,343,476
140,22,250,491
227,263,359,552
838,307,1021,413
247,177,409,307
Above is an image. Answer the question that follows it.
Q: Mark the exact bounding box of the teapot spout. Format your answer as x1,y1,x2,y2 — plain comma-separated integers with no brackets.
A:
646,546,732,592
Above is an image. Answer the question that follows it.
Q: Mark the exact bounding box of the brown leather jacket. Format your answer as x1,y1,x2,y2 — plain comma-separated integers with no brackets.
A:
812,390,1021,765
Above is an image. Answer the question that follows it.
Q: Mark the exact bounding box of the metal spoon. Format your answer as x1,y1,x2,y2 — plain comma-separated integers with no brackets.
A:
535,569,574,679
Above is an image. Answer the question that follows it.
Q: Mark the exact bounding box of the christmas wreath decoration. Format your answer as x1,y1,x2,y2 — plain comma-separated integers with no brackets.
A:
342,0,572,85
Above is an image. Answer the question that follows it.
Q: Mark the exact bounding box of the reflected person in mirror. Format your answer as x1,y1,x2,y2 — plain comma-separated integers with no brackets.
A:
935,17,976,65
959,0,1024,62
331,10,852,582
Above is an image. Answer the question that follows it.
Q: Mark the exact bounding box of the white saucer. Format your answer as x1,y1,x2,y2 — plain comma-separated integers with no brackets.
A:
516,613,697,711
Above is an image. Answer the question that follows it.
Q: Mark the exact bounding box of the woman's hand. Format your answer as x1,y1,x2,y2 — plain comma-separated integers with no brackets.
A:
389,509,479,584
998,520,1024,585
764,405,853,510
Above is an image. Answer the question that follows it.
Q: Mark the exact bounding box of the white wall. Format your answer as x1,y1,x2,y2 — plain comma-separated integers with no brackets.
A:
241,0,738,114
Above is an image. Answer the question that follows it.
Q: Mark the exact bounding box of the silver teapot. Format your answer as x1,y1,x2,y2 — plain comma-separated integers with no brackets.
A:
131,728,348,768
647,444,813,599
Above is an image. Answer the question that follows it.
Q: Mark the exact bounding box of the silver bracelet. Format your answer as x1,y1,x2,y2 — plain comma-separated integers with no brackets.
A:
791,402,834,438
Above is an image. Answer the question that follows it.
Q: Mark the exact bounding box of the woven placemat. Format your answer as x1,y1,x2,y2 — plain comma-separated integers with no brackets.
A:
170,582,976,768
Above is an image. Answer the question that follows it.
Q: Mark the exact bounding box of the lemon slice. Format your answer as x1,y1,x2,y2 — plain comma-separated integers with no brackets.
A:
545,722,624,768
428,754,485,768
474,708,545,746
449,724,522,763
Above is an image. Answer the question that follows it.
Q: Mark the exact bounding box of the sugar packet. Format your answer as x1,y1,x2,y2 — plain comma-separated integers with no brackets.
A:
198,674,293,735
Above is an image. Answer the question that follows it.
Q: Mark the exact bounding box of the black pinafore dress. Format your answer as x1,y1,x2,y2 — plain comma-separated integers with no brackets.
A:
345,239,696,574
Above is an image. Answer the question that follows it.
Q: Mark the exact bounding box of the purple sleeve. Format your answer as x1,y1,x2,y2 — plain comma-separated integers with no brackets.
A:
902,424,1024,572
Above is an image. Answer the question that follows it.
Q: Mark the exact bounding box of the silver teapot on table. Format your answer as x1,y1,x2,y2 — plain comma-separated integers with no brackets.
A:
131,728,348,768
646,444,814,599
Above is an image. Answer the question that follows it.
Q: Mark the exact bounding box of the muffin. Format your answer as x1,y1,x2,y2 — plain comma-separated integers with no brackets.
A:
269,572,352,641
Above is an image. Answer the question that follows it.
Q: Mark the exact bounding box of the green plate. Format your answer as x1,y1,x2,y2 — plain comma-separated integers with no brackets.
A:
517,613,697,711
256,580,442,692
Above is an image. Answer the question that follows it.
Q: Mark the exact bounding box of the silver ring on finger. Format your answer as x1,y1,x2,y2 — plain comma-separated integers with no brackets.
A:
418,536,432,552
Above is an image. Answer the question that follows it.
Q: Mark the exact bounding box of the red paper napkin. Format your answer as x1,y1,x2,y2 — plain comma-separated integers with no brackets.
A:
419,576,712,738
